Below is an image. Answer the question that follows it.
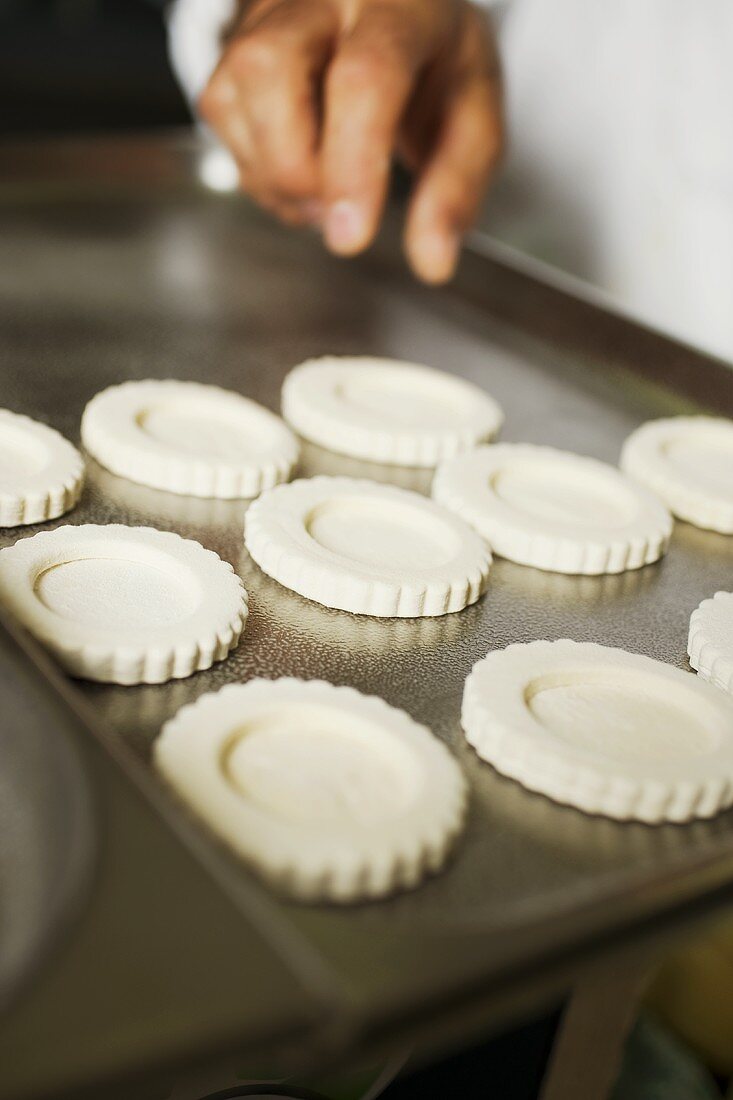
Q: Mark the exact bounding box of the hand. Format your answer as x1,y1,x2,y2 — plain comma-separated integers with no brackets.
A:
200,0,504,284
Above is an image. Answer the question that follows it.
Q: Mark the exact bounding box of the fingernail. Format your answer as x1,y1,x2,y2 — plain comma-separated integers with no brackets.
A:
414,230,460,284
324,199,368,254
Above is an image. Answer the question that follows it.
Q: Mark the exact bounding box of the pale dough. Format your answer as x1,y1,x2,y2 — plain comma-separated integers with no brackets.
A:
689,591,733,696
154,678,467,902
81,379,298,499
0,409,84,526
433,443,673,574
244,475,492,617
0,524,247,684
621,416,733,533
462,639,733,822
282,356,503,467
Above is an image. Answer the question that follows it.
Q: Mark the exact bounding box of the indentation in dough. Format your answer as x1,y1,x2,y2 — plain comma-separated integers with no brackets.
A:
491,463,637,527
35,556,198,628
221,704,417,825
305,496,461,570
136,399,274,463
337,374,474,430
526,671,719,762
663,436,733,497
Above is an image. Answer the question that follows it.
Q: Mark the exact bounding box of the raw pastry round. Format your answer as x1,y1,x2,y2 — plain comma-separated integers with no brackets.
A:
281,356,504,467
244,476,492,617
462,639,733,823
154,678,467,902
0,409,84,526
689,591,733,696
621,416,733,533
82,379,298,499
0,524,247,684
433,443,672,574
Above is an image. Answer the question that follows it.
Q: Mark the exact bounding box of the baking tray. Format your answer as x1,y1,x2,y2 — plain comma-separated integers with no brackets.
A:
1,133,733,1097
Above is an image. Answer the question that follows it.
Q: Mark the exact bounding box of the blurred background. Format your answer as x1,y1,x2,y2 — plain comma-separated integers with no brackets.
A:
0,0,187,134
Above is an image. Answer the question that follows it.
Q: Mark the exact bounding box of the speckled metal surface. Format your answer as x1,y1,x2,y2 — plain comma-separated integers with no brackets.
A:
1,135,733,1036
0,615,94,1017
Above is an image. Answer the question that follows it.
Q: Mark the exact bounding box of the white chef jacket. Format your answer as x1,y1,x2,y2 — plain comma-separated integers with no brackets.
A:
168,0,733,364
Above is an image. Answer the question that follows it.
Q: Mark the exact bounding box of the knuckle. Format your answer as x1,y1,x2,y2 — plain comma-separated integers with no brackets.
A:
330,52,373,92
228,31,281,76
358,6,421,59
332,45,399,93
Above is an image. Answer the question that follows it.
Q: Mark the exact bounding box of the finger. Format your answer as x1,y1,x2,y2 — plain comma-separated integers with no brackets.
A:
238,163,323,226
404,72,503,284
199,70,256,169
199,90,318,225
230,1,336,203
201,0,335,214
321,5,444,256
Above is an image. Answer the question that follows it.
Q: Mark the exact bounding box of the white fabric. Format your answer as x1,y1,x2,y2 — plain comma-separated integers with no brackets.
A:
167,0,235,103
167,0,733,364
489,0,733,363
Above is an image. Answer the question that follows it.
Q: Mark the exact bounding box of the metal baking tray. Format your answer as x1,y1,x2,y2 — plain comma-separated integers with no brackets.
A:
1,133,733,1098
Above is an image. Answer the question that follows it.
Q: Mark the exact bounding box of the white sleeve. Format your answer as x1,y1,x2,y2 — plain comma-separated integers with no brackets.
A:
167,0,237,106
